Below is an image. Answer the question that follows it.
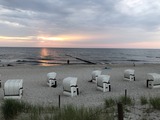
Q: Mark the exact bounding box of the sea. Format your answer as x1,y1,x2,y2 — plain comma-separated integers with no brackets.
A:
0,47,160,67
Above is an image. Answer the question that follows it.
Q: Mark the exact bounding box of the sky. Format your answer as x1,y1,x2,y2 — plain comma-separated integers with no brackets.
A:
0,0,160,48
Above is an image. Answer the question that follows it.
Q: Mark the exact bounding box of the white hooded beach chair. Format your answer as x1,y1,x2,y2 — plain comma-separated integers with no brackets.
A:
147,73,160,89
91,70,102,83
97,75,111,92
47,72,57,87
4,79,23,99
124,69,135,81
63,77,79,97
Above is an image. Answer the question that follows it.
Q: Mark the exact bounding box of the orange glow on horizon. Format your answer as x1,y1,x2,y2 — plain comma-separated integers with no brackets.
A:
37,34,93,42
0,36,33,40
37,36,64,41
0,35,160,49
0,33,110,43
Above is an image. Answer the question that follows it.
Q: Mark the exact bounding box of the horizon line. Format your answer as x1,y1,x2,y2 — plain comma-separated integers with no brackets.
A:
0,46,160,50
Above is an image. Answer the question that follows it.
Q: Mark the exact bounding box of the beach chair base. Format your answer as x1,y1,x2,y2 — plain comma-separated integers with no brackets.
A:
147,79,160,89
4,96,22,99
4,89,23,99
97,84,111,92
124,76,135,81
47,80,57,87
63,87,79,97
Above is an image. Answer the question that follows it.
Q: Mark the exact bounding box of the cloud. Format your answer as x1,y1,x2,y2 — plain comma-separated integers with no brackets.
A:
0,0,160,48
114,0,160,29
115,0,160,16
1,0,160,32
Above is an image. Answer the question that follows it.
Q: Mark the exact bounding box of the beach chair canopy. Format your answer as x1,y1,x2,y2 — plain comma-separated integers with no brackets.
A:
4,79,23,96
47,72,57,79
92,70,102,79
97,75,110,86
63,77,77,91
124,69,135,78
147,73,160,83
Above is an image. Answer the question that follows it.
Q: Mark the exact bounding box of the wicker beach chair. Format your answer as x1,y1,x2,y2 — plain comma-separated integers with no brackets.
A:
97,75,111,92
91,70,102,83
124,69,135,81
147,73,160,88
63,77,79,97
4,79,23,99
47,72,57,87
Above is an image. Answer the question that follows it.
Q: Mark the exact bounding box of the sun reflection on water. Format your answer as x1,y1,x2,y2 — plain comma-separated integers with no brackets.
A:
41,48,49,58
39,48,59,66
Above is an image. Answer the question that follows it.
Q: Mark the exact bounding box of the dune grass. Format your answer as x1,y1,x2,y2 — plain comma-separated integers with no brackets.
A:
140,96,148,105
118,95,133,105
1,99,102,120
1,99,57,120
1,96,160,120
149,97,160,110
1,99,27,120
104,95,133,107
54,105,101,120
105,98,116,108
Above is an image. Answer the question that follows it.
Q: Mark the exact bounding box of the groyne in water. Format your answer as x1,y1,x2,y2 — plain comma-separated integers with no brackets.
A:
65,54,96,64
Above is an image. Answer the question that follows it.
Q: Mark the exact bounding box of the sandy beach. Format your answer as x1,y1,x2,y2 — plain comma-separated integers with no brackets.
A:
0,63,160,107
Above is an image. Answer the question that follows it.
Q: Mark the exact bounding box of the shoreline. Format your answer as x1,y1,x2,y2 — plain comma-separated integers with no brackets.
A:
1,61,160,67
0,63,160,107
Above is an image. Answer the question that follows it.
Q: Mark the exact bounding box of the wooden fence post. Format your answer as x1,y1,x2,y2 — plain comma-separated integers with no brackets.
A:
125,89,127,105
117,103,123,120
59,95,61,108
